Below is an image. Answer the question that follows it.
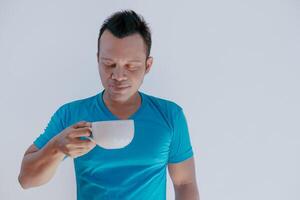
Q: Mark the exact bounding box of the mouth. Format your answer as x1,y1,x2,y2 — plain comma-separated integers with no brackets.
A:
109,84,131,92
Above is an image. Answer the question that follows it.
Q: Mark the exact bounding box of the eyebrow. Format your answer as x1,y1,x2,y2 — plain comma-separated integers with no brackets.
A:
100,57,113,61
100,57,143,63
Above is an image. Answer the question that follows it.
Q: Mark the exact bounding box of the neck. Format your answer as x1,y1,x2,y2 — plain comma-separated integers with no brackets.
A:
103,90,141,108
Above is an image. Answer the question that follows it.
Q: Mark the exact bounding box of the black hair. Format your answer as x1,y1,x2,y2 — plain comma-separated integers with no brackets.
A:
97,10,152,57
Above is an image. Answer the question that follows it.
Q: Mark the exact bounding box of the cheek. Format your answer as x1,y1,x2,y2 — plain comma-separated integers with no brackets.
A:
99,67,111,78
98,68,110,86
131,71,146,84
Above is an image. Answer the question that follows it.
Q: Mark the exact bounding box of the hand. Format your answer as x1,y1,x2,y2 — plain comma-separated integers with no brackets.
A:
53,121,96,158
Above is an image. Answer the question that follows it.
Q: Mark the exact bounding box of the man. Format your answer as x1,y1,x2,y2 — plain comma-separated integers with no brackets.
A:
18,10,200,200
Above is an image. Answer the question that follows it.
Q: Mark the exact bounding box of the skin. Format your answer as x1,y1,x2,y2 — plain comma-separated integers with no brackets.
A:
18,29,200,199
97,30,153,119
18,121,96,189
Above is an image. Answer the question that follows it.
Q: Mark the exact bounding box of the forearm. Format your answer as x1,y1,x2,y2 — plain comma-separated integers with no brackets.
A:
174,182,200,200
18,139,65,189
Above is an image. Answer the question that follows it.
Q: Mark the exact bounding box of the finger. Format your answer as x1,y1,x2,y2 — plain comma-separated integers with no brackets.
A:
64,142,93,153
86,136,96,144
69,147,96,158
72,121,87,128
69,127,92,138
69,151,85,158
72,121,92,129
71,139,96,148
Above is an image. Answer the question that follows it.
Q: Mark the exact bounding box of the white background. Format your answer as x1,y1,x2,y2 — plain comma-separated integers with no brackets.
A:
0,0,299,199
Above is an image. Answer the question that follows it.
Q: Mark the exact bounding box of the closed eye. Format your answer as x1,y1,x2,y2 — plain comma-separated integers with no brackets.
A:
102,63,115,68
126,65,139,71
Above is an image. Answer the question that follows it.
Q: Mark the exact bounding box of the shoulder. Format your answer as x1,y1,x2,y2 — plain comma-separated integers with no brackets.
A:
55,93,99,115
141,91,184,122
64,93,98,108
145,92,182,109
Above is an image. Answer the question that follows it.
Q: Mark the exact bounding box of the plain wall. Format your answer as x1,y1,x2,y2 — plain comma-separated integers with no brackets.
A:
0,0,299,199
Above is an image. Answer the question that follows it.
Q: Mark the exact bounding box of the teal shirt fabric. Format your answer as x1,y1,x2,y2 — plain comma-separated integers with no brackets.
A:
33,90,194,200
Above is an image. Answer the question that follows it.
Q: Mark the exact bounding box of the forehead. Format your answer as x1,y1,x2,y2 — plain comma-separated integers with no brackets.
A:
99,30,146,60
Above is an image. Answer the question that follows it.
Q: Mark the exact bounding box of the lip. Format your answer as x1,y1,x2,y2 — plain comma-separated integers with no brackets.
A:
110,85,130,89
109,85,131,92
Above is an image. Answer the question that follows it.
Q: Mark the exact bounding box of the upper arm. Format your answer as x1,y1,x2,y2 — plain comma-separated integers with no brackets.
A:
168,108,193,163
168,156,197,186
33,105,66,149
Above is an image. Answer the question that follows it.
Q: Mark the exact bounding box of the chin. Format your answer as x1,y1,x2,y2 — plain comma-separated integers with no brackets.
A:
107,88,133,102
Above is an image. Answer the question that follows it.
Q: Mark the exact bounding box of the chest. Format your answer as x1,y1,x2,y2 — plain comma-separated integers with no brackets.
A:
74,118,172,170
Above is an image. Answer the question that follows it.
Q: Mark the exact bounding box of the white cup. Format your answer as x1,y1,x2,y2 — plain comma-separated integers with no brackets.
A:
89,120,134,149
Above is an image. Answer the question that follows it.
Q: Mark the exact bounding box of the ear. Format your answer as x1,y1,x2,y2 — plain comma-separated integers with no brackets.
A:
96,52,99,63
145,56,153,74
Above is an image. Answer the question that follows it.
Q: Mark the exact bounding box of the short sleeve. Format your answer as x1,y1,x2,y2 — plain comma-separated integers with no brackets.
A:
33,105,67,150
168,108,194,164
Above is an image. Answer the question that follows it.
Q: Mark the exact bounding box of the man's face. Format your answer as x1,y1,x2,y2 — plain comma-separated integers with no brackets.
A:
97,30,153,102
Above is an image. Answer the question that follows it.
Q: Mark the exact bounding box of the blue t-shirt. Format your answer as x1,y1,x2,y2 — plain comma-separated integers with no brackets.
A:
34,90,194,200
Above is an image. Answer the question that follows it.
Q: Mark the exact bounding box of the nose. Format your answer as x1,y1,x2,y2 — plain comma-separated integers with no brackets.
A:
111,65,128,81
